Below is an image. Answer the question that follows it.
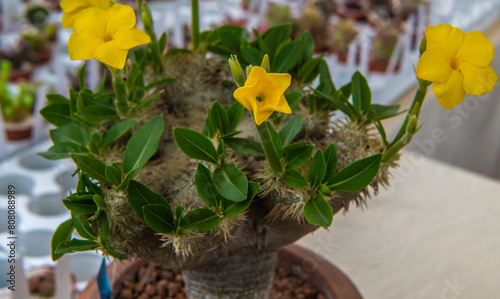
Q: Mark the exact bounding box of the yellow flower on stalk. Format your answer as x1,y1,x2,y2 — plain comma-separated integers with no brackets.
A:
68,4,150,69
60,0,114,29
233,66,292,125
416,24,497,109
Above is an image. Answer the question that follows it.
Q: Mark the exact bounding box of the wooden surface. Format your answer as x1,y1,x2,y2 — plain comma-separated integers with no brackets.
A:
299,152,500,298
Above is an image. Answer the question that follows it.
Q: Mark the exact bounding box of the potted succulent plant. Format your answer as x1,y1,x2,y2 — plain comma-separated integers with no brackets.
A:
39,0,497,298
335,0,370,21
369,22,400,72
21,3,58,64
330,19,358,62
295,5,330,52
0,60,37,140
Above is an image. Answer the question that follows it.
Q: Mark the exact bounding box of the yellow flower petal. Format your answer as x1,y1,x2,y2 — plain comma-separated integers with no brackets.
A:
461,63,498,96
425,24,464,59
416,48,452,83
456,31,494,68
106,4,136,34
62,11,78,29
113,28,151,50
268,73,292,94
68,31,105,60
90,0,113,10
72,7,108,37
245,66,269,87
60,0,90,13
92,42,129,69
261,95,291,114
233,84,257,111
432,70,465,109
254,109,274,125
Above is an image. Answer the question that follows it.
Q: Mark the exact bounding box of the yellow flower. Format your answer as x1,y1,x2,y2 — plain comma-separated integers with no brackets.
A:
68,4,151,69
233,66,292,125
416,24,497,109
60,0,113,29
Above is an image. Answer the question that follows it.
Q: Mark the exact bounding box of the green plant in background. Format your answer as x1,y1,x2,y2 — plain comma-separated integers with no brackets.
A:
331,19,358,57
38,0,497,298
370,22,400,65
0,60,36,123
264,3,294,27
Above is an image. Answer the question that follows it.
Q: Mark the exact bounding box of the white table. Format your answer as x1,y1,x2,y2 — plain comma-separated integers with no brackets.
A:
299,152,500,299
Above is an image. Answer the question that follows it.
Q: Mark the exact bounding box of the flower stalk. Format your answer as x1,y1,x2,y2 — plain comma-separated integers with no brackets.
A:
256,121,284,176
191,0,200,50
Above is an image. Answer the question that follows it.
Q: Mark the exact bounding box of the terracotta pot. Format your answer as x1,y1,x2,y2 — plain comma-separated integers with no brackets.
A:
78,244,362,299
369,60,400,73
9,64,34,82
3,116,33,141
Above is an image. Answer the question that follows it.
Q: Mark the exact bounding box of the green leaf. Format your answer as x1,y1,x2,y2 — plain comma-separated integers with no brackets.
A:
105,164,122,186
123,115,164,176
93,194,107,211
143,204,176,233
241,47,263,66
296,57,323,84
223,181,259,218
368,104,403,121
283,169,308,188
279,115,302,146
224,138,264,157
261,24,292,60
303,193,333,227
113,170,134,192
101,120,136,148
55,239,100,254
310,86,356,121
285,91,303,112
323,144,338,183
71,153,112,185
226,102,245,132
38,142,89,160
50,123,86,146
283,142,313,169
51,219,74,261
133,90,163,112
88,131,103,155
272,40,302,73
318,184,332,197
175,205,185,227
308,150,326,186
265,121,283,157
173,127,218,163
296,30,314,63
76,105,119,125
318,60,335,93
78,63,86,90
351,71,371,114
93,213,109,242
329,154,382,192
128,180,171,221
63,197,97,215
339,82,352,100
210,101,230,135
213,163,248,202
195,163,221,207
40,104,72,127
159,32,167,54
179,208,220,232
145,77,176,90
72,212,97,240
47,94,70,105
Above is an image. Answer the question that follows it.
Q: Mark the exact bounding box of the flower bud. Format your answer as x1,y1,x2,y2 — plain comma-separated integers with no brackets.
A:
246,65,253,78
228,55,245,87
141,2,155,38
406,115,418,135
419,35,427,56
260,54,270,73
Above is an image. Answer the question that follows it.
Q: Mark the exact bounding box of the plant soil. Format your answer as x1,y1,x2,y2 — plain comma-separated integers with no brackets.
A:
113,262,326,299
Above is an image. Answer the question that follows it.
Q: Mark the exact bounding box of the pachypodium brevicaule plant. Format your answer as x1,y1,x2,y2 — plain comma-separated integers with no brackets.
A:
40,0,497,297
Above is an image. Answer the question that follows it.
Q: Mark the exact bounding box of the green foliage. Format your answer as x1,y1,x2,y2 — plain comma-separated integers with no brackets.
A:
128,180,171,221
51,219,74,261
303,193,333,227
328,154,382,192
174,127,218,163
213,163,248,202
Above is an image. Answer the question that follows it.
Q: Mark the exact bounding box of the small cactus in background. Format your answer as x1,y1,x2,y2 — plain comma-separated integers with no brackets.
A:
370,22,399,68
330,19,358,60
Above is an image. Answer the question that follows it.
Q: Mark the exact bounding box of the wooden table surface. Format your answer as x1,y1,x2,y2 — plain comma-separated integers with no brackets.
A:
299,152,500,299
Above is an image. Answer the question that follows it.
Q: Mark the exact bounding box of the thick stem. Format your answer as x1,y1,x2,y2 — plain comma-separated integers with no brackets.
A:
182,249,277,299
191,0,200,50
256,121,283,176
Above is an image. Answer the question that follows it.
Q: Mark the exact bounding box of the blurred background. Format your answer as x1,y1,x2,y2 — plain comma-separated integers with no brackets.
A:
1,0,500,297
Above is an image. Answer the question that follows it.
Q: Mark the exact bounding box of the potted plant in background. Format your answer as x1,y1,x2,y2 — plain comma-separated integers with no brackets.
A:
38,0,497,298
21,3,58,64
369,22,400,72
330,19,358,63
0,60,37,141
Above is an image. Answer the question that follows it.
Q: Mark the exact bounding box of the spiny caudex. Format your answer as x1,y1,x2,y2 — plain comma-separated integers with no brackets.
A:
41,0,496,297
